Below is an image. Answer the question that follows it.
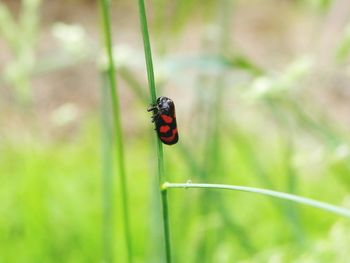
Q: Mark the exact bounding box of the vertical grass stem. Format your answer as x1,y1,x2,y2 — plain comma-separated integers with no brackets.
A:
100,72,114,262
99,0,133,261
137,0,172,262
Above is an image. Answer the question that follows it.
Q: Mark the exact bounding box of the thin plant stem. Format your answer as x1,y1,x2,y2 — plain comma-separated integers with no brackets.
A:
137,0,157,103
162,182,350,218
137,0,172,262
100,72,114,262
161,189,172,263
99,0,132,262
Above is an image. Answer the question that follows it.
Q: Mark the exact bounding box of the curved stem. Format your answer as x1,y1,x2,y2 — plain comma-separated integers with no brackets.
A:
162,182,350,218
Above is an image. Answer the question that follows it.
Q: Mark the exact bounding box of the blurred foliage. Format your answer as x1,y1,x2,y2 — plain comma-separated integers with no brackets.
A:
1,0,350,262
298,0,333,11
0,0,41,102
336,23,350,62
1,116,350,262
153,0,216,41
0,0,93,104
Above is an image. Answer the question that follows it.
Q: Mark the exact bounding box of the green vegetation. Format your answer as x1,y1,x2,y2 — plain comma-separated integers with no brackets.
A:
99,0,132,261
137,0,172,262
1,0,350,262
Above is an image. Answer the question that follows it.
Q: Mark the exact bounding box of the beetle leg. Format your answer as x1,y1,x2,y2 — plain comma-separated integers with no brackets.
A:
151,113,159,123
151,115,157,123
147,105,157,112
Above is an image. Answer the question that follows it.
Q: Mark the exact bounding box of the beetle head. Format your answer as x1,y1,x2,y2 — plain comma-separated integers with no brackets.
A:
157,96,174,114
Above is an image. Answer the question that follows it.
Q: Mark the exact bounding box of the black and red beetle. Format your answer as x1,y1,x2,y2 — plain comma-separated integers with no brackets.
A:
148,96,179,145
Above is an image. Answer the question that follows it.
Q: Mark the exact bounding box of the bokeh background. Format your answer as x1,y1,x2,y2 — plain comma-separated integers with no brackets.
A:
1,0,350,262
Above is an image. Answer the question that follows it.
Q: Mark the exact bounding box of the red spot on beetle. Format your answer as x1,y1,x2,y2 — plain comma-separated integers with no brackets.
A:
160,125,170,133
160,128,178,143
161,115,173,124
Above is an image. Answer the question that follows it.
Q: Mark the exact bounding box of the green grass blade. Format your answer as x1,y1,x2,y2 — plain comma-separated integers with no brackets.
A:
137,0,157,104
163,182,350,218
98,0,133,261
137,0,172,262
100,72,114,262
161,189,172,263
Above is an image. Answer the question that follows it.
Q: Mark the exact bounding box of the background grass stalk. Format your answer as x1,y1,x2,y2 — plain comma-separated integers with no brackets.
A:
195,1,236,261
137,0,172,262
100,72,114,262
99,0,132,261
162,182,350,218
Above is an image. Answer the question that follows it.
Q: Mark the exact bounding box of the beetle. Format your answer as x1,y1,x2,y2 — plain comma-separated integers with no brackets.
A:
147,96,179,145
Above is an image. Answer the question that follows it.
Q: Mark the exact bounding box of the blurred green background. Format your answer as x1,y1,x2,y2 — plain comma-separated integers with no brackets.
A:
1,0,350,262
